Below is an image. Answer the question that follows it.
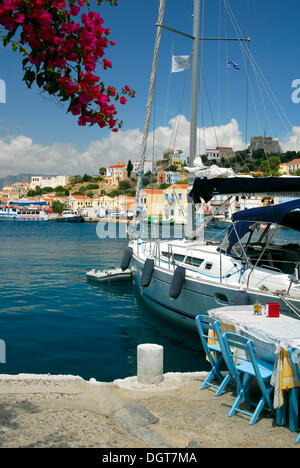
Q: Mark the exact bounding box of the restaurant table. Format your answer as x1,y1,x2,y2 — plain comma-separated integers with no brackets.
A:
208,305,300,432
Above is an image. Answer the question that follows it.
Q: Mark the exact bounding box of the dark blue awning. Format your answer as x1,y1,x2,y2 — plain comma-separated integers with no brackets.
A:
232,199,300,229
189,177,300,203
217,221,256,255
218,199,300,255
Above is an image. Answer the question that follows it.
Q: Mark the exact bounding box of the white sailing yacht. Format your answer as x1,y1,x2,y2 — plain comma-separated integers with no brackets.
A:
122,0,300,330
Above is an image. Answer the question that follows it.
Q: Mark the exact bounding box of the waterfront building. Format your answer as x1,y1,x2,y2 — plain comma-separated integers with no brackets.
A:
162,184,188,224
67,194,93,212
90,194,135,218
138,188,163,220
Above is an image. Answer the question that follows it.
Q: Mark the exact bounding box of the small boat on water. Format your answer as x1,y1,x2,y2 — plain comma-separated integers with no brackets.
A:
55,210,84,223
86,267,132,282
148,216,175,225
0,200,49,221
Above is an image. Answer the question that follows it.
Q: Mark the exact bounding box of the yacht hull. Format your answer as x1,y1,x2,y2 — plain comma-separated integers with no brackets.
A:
132,255,300,330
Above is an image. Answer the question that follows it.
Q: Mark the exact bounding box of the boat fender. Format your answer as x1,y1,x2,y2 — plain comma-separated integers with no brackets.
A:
169,266,186,299
141,258,154,287
120,246,133,271
234,290,249,305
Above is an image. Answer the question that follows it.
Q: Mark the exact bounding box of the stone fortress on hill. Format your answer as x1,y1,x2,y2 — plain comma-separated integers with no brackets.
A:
248,136,282,155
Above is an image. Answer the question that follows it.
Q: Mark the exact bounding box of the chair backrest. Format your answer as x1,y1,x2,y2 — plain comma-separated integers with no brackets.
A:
222,332,263,390
288,347,300,386
195,314,223,364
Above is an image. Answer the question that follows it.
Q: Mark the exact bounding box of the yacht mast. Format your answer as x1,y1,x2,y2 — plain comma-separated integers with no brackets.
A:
189,0,201,167
187,0,201,236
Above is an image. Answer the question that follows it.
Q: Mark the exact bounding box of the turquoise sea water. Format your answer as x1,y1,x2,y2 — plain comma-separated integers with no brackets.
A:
0,221,210,381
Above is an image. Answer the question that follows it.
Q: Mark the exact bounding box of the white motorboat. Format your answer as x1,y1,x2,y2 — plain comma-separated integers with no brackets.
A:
55,210,83,223
86,267,132,283
121,0,300,330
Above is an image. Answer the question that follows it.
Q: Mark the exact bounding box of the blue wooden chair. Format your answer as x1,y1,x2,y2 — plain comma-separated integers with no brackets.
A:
222,332,275,425
288,347,300,443
195,314,233,396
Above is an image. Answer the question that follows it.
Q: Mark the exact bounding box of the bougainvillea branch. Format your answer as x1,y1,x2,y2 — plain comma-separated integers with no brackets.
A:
0,0,134,131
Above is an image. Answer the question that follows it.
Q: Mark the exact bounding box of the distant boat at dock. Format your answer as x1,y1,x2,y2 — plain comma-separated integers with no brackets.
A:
0,200,49,221
55,210,84,223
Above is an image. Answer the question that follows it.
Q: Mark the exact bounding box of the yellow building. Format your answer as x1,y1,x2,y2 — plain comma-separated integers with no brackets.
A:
163,149,185,170
138,188,163,220
162,184,188,223
278,163,288,174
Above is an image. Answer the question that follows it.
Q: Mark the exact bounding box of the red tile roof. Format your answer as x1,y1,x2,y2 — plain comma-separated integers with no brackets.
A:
288,159,300,164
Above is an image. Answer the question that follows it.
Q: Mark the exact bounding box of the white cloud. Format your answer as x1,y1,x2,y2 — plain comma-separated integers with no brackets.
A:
1,118,299,178
280,126,300,152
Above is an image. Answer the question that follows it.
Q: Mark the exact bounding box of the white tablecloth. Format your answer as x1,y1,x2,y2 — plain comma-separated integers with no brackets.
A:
208,305,300,352
208,305,300,408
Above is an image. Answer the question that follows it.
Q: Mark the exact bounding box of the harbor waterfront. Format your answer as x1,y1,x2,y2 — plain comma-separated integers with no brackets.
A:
0,221,210,382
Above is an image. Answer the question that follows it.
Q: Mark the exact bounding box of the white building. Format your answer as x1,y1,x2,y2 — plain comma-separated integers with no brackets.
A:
133,160,154,174
206,147,235,161
30,175,70,189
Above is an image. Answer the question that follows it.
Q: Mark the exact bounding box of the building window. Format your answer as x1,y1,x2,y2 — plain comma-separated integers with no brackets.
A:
178,193,182,200
165,194,168,200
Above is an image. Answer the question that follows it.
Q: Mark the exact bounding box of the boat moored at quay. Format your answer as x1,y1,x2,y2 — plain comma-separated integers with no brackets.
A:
0,200,49,221
120,0,300,330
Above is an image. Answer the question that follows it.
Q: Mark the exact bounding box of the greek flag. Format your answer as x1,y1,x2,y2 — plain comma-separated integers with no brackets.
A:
227,58,240,70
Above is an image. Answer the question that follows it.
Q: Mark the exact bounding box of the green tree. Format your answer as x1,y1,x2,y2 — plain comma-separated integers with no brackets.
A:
86,184,99,190
99,167,106,176
260,156,280,175
27,189,37,197
119,180,131,191
127,160,133,178
82,173,92,182
52,200,66,214
70,175,82,185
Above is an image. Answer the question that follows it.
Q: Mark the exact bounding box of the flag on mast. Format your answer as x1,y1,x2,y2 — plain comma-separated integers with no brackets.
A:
171,55,190,73
227,58,240,70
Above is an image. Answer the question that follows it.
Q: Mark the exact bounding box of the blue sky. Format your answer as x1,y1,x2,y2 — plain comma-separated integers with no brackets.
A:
0,0,299,177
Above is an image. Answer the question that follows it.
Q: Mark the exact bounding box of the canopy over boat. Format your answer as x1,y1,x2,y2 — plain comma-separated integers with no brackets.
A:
218,199,300,255
189,176,300,203
232,198,300,229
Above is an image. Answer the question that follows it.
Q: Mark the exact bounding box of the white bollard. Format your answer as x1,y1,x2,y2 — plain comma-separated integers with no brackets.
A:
137,343,164,385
